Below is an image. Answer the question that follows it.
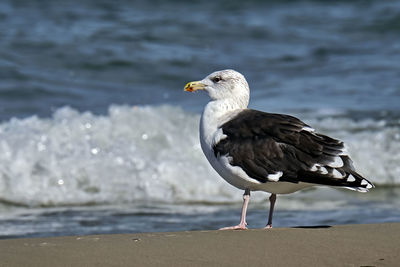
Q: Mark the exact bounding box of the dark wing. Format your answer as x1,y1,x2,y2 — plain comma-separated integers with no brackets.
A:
213,109,373,191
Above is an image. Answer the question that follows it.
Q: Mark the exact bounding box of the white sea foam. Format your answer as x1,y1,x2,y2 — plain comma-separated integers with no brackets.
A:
0,105,235,206
0,105,398,207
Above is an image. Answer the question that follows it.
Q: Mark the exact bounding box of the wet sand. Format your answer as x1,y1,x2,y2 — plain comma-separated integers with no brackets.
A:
1,223,399,267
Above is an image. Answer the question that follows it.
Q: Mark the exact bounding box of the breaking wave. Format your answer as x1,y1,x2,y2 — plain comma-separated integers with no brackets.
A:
0,105,398,207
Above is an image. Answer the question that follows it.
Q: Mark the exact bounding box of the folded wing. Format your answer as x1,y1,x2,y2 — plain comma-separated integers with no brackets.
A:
213,109,374,192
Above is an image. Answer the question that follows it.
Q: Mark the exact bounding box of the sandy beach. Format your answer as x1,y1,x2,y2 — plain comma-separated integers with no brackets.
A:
1,223,399,267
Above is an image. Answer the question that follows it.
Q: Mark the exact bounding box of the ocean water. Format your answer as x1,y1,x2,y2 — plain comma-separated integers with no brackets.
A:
0,0,400,238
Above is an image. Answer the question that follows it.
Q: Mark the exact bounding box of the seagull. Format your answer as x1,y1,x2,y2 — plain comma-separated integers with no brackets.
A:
184,69,374,230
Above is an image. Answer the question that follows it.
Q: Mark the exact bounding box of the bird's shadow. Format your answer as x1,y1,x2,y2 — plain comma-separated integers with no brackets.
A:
292,225,331,229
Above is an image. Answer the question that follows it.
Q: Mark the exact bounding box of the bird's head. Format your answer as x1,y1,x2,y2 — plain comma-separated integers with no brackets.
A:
184,69,250,108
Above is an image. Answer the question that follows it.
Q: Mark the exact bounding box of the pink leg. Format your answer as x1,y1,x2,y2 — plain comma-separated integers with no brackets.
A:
264,193,277,229
220,189,250,230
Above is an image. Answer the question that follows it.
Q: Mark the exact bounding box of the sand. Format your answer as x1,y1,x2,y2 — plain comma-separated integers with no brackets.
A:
1,223,399,267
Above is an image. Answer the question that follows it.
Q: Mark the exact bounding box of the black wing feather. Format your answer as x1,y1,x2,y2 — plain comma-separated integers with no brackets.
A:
213,109,373,189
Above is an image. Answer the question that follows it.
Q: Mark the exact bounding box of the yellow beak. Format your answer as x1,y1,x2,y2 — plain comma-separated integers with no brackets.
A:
184,81,206,92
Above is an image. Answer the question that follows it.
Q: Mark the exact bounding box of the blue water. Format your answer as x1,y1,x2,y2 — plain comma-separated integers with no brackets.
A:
0,0,400,238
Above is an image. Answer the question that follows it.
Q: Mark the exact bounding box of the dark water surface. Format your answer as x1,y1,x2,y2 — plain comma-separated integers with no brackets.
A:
1,0,400,119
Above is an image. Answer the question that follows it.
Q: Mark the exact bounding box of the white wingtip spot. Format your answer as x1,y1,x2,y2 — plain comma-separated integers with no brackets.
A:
268,171,283,182
332,169,343,178
366,183,373,189
361,180,368,186
302,126,315,133
310,164,318,172
319,167,328,175
328,157,344,168
347,175,356,182
310,164,329,174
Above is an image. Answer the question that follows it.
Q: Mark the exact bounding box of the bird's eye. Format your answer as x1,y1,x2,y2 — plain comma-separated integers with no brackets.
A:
212,76,222,83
